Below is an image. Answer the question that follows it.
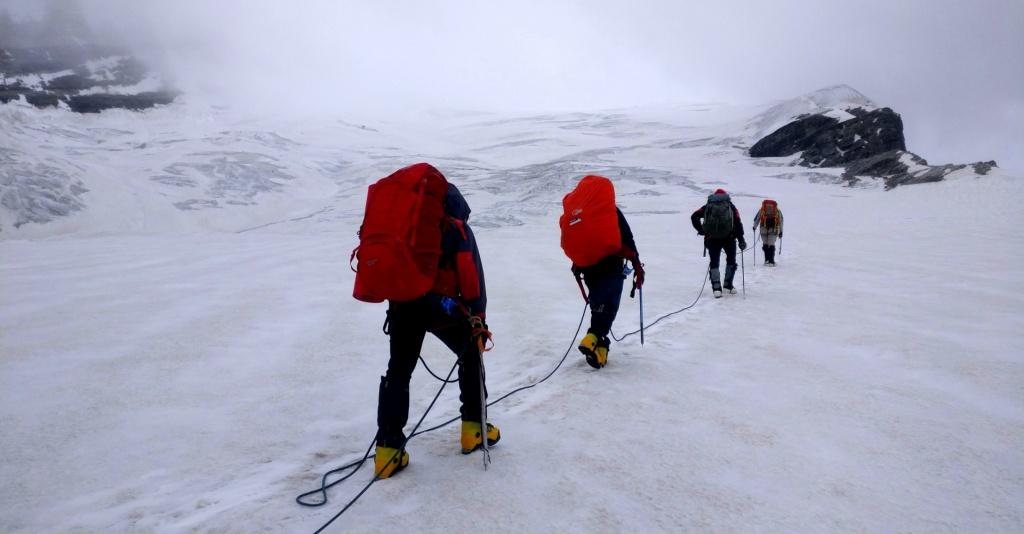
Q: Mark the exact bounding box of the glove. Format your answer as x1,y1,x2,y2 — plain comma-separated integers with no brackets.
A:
697,229,705,236
778,233,783,239
469,315,493,353
629,261,645,298
738,239,747,251
633,261,645,289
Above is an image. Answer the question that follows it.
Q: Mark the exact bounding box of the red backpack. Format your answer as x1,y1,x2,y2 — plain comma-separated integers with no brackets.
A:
559,175,622,267
759,199,780,230
351,163,449,303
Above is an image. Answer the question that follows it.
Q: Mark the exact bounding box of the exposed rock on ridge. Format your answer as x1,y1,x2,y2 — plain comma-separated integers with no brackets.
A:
748,87,997,189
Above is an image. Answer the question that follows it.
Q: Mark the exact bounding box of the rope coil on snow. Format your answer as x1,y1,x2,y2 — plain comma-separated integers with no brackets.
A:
299,302,589,532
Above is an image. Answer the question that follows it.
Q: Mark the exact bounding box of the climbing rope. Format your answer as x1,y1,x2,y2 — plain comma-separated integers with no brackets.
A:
303,255,743,529
610,265,710,343
418,355,459,384
306,360,459,533
299,302,590,531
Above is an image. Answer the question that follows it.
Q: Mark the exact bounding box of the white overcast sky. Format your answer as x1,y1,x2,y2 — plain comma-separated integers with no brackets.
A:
4,0,1023,169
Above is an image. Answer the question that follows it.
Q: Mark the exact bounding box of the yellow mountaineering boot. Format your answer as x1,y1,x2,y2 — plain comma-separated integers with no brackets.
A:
374,445,409,479
594,341,609,368
578,332,608,369
578,332,600,369
461,421,501,454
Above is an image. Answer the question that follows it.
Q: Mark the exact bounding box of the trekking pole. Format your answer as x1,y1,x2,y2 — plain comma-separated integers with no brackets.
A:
779,236,783,255
752,232,758,268
741,245,746,299
639,286,645,346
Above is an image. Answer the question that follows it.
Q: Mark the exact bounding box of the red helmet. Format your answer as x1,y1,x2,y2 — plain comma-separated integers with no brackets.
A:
714,188,727,195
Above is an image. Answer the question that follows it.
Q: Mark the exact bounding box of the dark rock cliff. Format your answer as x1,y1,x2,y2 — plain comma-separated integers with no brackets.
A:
748,96,997,189
749,107,906,167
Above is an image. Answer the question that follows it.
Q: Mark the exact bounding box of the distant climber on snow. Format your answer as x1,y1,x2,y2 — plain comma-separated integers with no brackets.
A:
691,188,746,298
351,163,499,479
559,175,644,369
752,199,783,266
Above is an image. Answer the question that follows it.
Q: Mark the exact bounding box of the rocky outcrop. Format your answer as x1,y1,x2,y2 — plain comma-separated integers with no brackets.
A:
841,151,999,189
1,47,176,112
24,91,60,108
67,92,178,113
749,107,906,167
0,8,175,113
748,89,997,189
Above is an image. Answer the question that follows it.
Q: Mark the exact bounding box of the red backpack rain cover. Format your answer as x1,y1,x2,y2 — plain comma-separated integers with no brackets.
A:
559,175,622,267
760,199,780,229
352,163,449,303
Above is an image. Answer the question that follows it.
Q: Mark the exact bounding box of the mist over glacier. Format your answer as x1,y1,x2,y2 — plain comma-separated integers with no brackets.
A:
3,0,1017,168
1,2,1022,532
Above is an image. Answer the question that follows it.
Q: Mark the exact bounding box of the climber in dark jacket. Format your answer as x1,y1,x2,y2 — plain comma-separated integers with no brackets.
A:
574,208,643,369
375,183,499,479
691,188,745,298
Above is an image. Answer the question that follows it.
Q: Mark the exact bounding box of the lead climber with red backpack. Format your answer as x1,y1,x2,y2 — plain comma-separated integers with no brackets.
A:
752,199,784,266
351,163,499,479
560,175,644,369
691,188,746,298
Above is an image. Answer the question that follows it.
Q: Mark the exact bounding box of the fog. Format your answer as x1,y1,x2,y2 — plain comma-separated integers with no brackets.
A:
3,0,1022,169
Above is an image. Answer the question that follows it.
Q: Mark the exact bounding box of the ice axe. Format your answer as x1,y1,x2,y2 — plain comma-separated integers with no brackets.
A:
639,286,645,346
572,267,589,304
478,359,490,470
628,264,644,345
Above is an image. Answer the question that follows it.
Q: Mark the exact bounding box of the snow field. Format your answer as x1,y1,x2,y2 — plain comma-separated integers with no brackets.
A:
1,95,1022,532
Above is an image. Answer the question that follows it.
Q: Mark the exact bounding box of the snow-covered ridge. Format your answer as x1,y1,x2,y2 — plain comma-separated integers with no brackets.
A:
0,87,1010,238
746,84,877,141
0,100,736,236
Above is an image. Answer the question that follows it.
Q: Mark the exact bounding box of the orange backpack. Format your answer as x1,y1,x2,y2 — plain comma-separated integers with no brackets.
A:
559,175,622,267
760,199,780,230
351,163,449,303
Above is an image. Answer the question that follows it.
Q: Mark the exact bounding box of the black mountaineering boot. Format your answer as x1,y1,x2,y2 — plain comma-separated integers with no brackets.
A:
724,264,737,294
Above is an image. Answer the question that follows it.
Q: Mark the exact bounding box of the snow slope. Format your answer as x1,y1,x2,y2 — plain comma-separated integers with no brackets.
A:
745,84,877,142
1,95,1022,533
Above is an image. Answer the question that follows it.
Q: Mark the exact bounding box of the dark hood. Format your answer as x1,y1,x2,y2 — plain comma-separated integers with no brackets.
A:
445,183,471,221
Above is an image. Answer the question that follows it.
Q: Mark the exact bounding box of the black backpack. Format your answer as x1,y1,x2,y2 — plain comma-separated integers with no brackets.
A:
703,193,734,239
